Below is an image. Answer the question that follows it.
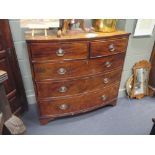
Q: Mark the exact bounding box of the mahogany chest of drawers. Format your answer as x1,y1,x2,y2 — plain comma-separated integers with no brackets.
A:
26,31,130,125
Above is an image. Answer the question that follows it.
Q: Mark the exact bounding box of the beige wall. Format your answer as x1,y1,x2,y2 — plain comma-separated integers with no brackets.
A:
9,19,155,104
119,19,155,97
9,19,36,104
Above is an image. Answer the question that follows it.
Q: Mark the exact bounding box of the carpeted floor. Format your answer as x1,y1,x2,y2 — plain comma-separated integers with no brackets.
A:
22,97,155,135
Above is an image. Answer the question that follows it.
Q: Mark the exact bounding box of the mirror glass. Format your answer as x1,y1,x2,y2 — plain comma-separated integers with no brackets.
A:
134,68,149,95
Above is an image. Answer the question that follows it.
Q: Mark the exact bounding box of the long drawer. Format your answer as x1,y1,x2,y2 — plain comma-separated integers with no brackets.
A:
33,53,125,81
30,42,89,61
38,83,119,117
36,68,122,99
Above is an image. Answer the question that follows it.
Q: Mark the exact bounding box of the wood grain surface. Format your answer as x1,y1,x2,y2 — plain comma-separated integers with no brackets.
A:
26,31,130,124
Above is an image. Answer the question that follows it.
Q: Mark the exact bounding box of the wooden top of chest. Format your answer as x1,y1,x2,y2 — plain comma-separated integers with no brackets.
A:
25,31,130,43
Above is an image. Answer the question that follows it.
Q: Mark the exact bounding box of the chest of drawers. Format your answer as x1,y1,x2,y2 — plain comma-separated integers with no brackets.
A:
26,31,130,125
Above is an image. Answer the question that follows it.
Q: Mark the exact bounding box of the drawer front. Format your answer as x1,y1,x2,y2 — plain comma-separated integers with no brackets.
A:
90,38,128,58
38,83,119,117
33,53,125,81
36,69,122,98
30,42,88,61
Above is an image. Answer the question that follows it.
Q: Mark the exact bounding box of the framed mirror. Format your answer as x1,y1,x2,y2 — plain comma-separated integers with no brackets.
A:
130,60,151,99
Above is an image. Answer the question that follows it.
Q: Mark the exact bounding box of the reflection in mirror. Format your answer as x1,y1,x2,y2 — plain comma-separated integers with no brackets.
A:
134,68,145,95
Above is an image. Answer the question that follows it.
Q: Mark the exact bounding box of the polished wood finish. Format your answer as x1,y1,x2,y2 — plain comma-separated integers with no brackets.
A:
33,53,125,81
90,38,128,58
0,20,28,115
30,42,89,61
26,30,129,42
26,31,130,124
149,42,155,96
36,69,122,99
38,83,119,118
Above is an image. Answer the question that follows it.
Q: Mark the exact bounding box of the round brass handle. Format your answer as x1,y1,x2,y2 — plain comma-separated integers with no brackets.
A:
57,68,66,75
59,104,69,110
103,78,109,84
109,44,115,52
101,95,107,101
58,86,67,93
105,61,112,68
56,48,64,56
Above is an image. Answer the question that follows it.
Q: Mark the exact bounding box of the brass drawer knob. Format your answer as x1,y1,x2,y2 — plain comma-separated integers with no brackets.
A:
101,95,107,101
105,61,112,68
57,68,66,75
58,86,67,93
103,78,109,84
59,104,69,110
109,44,115,52
56,48,64,56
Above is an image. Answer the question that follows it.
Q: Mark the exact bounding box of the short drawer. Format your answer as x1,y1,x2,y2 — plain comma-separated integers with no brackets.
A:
30,42,88,61
33,53,125,81
36,69,122,98
90,38,128,58
38,83,119,117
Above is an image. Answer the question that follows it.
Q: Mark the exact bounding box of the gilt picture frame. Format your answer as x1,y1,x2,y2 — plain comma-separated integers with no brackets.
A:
130,60,151,99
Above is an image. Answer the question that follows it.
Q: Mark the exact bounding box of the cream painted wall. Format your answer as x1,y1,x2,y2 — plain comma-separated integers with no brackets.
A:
9,19,36,104
9,19,155,104
119,19,155,97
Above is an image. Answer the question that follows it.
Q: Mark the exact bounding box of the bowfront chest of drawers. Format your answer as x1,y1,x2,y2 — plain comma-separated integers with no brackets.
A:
26,31,130,125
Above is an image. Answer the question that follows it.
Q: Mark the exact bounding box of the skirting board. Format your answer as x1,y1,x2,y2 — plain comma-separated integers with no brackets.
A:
26,94,36,105
118,88,126,98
